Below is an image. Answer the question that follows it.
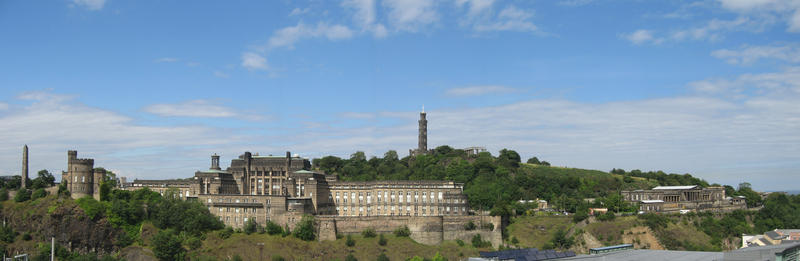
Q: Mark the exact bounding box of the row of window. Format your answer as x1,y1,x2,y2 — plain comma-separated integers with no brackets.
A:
207,198,267,204
331,184,459,190
335,205,466,216
333,191,463,204
249,170,286,177
214,206,265,214
223,216,258,224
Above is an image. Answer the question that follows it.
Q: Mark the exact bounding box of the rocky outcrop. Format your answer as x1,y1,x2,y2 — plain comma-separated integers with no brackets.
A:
1,196,122,255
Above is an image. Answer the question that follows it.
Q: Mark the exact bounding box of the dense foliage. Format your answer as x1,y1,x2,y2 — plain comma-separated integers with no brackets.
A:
754,193,800,232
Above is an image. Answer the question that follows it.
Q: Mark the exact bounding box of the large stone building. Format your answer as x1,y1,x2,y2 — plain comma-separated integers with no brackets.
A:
621,185,746,213
61,150,106,200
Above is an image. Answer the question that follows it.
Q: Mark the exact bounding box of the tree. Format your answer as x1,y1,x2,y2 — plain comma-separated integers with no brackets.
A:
362,228,376,238
738,182,751,191
244,218,259,235
549,229,574,249
346,235,355,247
31,170,55,189
31,188,47,200
266,220,283,235
498,149,521,168
378,233,387,246
394,225,411,237
527,157,541,165
151,229,185,261
14,188,31,202
293,215,315,241
0,188,8,201
432,252,447,261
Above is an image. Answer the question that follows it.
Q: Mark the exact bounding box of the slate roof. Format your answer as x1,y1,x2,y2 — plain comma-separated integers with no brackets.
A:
479,248,576,261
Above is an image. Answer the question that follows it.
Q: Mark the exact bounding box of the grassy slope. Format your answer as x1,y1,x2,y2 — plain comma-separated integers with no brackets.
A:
518,164,658,191
506,216,574,249
192,233,484,261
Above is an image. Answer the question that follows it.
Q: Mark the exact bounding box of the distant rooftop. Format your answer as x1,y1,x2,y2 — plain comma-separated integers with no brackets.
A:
652,185,698,190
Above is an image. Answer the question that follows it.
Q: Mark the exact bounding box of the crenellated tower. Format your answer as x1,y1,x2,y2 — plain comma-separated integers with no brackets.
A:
63,150,105,199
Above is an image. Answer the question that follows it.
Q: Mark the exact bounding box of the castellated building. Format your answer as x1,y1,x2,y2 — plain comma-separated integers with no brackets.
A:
621,185,746,213
61,150,106,200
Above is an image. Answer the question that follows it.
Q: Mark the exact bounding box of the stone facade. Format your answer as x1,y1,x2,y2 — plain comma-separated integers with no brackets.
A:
62,150,105,200
118,151,500,246
621,185,746,213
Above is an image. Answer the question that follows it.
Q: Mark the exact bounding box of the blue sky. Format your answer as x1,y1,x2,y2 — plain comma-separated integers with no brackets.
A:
1,0,799,191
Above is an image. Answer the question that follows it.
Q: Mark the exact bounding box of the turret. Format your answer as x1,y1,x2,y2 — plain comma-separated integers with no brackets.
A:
211,154,221,170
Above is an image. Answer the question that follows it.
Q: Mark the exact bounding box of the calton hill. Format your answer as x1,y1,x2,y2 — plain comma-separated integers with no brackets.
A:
1,146,799,260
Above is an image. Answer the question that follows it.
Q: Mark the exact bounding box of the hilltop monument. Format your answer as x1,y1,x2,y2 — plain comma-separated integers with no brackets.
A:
410,107,430,156
21,145,28,189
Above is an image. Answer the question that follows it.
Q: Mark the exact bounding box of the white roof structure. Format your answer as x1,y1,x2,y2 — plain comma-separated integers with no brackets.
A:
641,200,664,204
652,185,698,190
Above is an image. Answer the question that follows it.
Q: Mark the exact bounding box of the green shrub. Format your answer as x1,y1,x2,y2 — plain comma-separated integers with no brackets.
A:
75,197,107,220
282,224,291,237
0,188,8,201
266,220,283,235
511,236,519,245
346,235,355,247
482,223,495,231
376,253,390,261
272,256,285,261
293,215,315,241
394,225,411,237
362,228,376,238
13,189,31,202
231,254,243,261
464,221,476,230
151,229,186,261
22,233,32,241
471,234,491,248
345,254,358,261
217,227,233,239
31,188,47,200
0,226,14,243
185,236,202,250
378,234,387,246
244,218,259,235
597,211,616,221
456,239,465,246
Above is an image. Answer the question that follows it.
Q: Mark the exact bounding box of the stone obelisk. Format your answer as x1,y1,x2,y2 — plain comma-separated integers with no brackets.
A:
22,145,28,189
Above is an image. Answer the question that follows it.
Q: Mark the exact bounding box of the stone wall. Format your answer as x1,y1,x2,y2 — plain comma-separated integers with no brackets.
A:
315,215,502,248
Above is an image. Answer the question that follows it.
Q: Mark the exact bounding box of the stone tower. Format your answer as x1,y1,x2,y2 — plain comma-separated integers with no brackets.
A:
211,154,221,170
63,150,105,199
21,145,28,189
418,109,427,153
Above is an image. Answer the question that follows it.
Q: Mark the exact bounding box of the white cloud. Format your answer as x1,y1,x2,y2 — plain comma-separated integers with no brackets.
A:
143,100,262,120
267,22,354,49
712,43,800,64
342,0,388,38
289,7,310,16
383,0,438,32
456,0,496,16
718,0,800,31
241,52,268,71
473,6,538,32
0,102,8,111
622,29,663,45
558,0,595,7
445,85,516,96
213,71,230,78
155,57,179,63
0,91,246,180
72,0,106,11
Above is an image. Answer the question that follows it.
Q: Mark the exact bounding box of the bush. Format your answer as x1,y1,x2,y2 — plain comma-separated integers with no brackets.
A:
0,188,8,201
244,218,259,235
57,183,70,197
482,223,495,231
511,236,519,245
282,224,291,237
376,253,390,261
151,229,186,261
597,211,616,221
464,221,476,230
14,189,31,202
362,228,377,238
456,239,465,246
550,229,574,249
272,256,285,261
31,188,47,200
75,197,107,220
378,233,387,246
345,254,358,261
472,234,491,248
217,227,234,239
573,208,589,223
346,235,356,247
0,226,14,243
394,225,411,237
266,220,283,235
293,215,315,241
22,233,32,241
185,236,202,250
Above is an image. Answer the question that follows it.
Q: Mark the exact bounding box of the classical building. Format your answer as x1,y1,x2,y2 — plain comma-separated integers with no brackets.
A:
120,151,471,229
621,185,746,213
61,150,106,200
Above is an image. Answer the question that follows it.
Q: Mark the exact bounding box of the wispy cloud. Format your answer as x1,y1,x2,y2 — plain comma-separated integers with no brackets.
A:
72,0,106,11
289,7,310,16
155,57,179,63
445,85,517,96
342,0,388,38
267,22,354,49
473,6,538,33
622,29,663,45
557,0,594,7
383,0,439,32
0,102,8,111
712,43,800,65
213,71,230,78
241,52,268,71
143,99,263,120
